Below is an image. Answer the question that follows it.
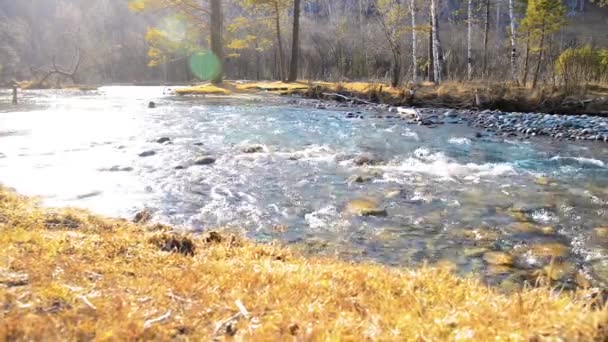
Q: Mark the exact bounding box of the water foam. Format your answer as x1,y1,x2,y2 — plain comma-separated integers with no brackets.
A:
379,149,516,182
550,156,606,168
448,137,472,145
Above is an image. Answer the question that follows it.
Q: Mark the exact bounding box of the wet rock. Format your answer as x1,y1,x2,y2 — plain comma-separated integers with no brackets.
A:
524,243,570,258
133,209,153,224
464,247,489,257
444,110,458,118
242,145,265,153
149,234,195,256
139,150,156,157
103,166,134,172
535,176,550,186
344,198,387,217
347,174,373,184
194,156,216,166
353,153,381,166
76,191,103,200
174,165,185,170
542,261,576,281
156,137,171,144
483,251,514,266
486,264,513,275
385,190,403,199
148,101,156,108
594,227,608,238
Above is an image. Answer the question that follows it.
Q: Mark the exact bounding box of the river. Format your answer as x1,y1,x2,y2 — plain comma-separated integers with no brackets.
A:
1,86,608,289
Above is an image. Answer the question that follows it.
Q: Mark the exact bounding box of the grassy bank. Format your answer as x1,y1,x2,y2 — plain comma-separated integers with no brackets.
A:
176,81,608,115
1,186,608,340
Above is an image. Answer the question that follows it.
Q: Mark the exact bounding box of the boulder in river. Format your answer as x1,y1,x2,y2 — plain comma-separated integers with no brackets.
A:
139,150,156,157
194,156,216,166
242,145,265,154
344,198,387,217
353,153,382,166
483,251,514,266
133,209,153,224
157,137,171,144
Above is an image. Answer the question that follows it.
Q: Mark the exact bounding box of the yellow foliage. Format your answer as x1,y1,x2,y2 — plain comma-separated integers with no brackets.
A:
175,84,232,95
1,186,608,340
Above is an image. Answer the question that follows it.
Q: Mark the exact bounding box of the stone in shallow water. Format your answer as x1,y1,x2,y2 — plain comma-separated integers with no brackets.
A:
535,176,550,186
139,150,156,157
344,198,387,217
464,247,489,257
194,156,216,166
242,145,265,153
594,227,608,238
525,243,570,258
542,261,576,281
353,153,382,166
347,174,373,184
483,252,514,266
486,264,513,275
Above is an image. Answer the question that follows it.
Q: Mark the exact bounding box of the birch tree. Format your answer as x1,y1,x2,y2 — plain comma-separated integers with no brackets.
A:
467,0,474,81
508,0,518,84
431,0,443,83
410,0,418,83
287,0,300,82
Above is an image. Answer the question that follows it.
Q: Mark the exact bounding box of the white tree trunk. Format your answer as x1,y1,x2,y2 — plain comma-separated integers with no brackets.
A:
467,0,473,81
431,0,443,83
508,0,519,84
410,0,418,82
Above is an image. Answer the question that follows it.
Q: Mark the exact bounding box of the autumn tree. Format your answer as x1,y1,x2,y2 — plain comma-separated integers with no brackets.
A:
287,0,301,82
129,0,225,84
520,0,566,88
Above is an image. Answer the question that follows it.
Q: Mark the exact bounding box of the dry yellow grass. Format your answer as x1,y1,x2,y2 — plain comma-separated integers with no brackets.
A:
175,84,232,95
235,81,309,92
1,185,608,340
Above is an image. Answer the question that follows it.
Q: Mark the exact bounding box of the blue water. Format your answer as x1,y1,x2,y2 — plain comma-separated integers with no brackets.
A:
1,86,608,288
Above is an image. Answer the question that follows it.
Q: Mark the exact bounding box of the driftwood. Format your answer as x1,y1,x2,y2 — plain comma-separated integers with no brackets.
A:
29,32,82,89
321,92,374,105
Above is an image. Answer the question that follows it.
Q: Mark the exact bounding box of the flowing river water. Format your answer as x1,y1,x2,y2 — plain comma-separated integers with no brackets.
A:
2,86,608,290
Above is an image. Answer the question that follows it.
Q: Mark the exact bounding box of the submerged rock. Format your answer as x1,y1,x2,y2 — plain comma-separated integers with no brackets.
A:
344,198,387,217
194,156,216,166
483,252,514,266
353,153,382,166
139,150,156,157
242,145,265,153
347,174,373,184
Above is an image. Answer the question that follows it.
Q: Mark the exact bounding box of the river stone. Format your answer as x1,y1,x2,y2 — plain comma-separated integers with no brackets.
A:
353,153,381,166
194,156,216,166
157,137,171,144
133,209,153,224
139,150,156,157
515,243,570,260
464,247,489,257
347,174,373,184
486,264,513,276
594,227,608,238
242,145,265,153
344,198,387,217
542,261,576,281
483,251,514,266
385,190,403,199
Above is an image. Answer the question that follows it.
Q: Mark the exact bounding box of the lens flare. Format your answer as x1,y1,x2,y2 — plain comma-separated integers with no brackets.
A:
160,16,187,43
189,52,222,81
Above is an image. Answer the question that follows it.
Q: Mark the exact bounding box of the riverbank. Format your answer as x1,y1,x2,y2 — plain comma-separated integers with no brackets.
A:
174,80,608,116
1,186,608,340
